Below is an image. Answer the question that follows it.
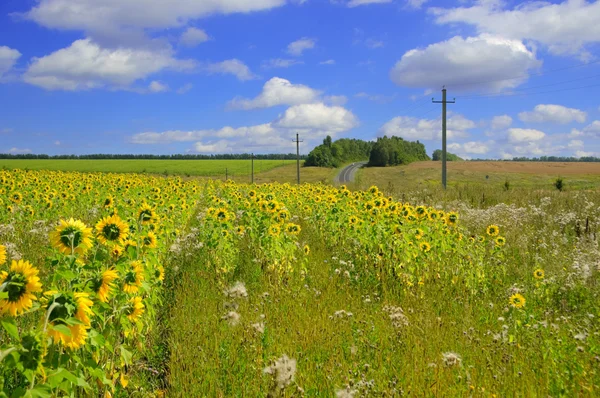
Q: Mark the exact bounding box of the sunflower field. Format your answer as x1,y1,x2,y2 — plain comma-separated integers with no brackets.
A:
1,168,599,396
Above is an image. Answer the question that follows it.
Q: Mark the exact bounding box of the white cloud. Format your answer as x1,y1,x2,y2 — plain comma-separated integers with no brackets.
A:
24,0,286,33
228,77,320,110
518,104,587,124
365,39,384,49
261,58,304,69
275,103,359,133
448,141,490,154
54,140,61,146
345,0,392,7
406,0,428,9
354,92,396,103
177,83,193,94
286,37,316,56
148,80,169,93
507,128,545,143
180,27,209,47
0,46,21,79
319,59,336,65
575,150,596,158
430,1,600,59
491,115,512,130
390,34,541,91
130,102,358,153
568,140,584,148
6,148,32,154
204,59,257,81
583,120,600,135
379,113,475,141
23,38,193,90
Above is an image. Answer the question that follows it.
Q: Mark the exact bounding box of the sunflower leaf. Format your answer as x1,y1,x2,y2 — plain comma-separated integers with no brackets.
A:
51,324,72,337
1,319,19,340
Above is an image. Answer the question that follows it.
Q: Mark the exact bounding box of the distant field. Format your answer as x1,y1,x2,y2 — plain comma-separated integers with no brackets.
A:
0,159,289,176
353,161,600,207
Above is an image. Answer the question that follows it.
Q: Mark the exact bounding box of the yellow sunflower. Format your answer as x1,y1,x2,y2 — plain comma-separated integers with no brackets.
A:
92,269,119,303
122,261,144,294
0,244,6,265
486,225,500,237
126,296,145,322
49,218,93,255
142,231,158,249
303,244,310,255
95,214,129,245
155,265,165,283
0,260,43,317
285,223,301,235
446,212,459,227
495,236,506,246
19,332,46,373
138,203,155,225
419,241,431,252
268,224,281,237
509,293,526,309
46,292,93,349
533,269,545,279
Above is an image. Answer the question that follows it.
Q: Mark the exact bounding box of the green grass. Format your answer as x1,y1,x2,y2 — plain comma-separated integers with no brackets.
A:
0,159,288,176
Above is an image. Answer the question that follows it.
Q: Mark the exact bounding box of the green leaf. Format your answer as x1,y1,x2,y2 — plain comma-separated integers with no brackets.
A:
24,384,52,398
50,324,71,337
1,319,19,340
120,346,133,366
0,291,7,300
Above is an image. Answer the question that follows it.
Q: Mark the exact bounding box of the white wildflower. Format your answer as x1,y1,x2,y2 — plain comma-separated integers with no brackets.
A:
263,355,297,391
442,352,461,367
221,311,240,326
224,281,248,299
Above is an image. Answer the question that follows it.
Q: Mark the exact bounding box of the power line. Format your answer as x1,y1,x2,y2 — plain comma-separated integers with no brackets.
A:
446,59,600,91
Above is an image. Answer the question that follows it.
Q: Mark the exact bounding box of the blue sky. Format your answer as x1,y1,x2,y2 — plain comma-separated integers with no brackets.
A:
0,0,599,158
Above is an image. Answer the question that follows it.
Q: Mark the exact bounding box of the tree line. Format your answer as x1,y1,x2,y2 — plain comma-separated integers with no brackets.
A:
0,153,306,160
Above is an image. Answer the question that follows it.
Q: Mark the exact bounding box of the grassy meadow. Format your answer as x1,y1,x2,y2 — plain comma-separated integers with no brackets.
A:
0,159,289,177
0,162,599,396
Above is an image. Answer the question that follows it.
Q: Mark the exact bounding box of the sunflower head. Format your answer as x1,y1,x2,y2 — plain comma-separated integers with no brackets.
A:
419,242,431,252
0,244,6,266
126,296,145,322
96,214,129,245
486,225,500,237
268,224,280,237
123,261,144,294
19,332,46,372
446,212,459,226
46,292,92,349
50,218,93,255
495,236,506,246
285,223,301,235
303,245,310,255
142,231,158,249
533,269,545,279
0,260,43,317
138,203,155,225
509,293,526,309
91,269,119,303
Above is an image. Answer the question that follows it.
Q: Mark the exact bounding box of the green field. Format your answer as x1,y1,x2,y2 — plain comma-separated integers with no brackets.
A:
0,159,289,176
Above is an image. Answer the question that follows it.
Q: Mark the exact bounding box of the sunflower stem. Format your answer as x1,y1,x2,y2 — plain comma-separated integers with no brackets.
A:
0,347,17,363
43,302,60,333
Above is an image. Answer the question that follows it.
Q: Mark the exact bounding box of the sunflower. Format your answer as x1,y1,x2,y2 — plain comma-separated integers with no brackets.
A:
486,225,500,237
285,223,301,235
509,293,526,309
123,261,144,294
142,231,158,249
235,225,246,235
91,269,119,303
0,260,43,316
215,208,230,222
495,236,506,246
303,244,310,255
102,195,114,208
19,332,46,372
155,265,165,283
268,224,281,237
0,244,6,265
49,218,93,255
46,292,93,349
419,241,431,252
533,269,545,279
446,212,459,227
10,191,22,204
138,203,155,225
95,214,129,245
110,245,124,260
126,296,145,322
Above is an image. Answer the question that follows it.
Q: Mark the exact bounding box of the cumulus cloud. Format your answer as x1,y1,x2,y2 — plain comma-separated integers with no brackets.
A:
575,150,596,158
344,0,393,7
23,38,194,90
406,0,429,9
130,102,359,153
583,120,600,134
0,46,21,79
379,113,475,141
23,0,286,33
390,34,541,91
507,128,545,143
6,147,32,154
430,1,600,59
286,37,316,56
448,141,490,154
203,59,257,81
491,115,512,130
518,104,587,124
261,58,304,69
148,80,169,93
568,139,584,148
228,77,320,110
180,27,209,47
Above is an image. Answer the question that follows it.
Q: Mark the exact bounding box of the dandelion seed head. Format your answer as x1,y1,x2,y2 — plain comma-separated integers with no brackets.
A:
442,352,461,367
263,355,297,390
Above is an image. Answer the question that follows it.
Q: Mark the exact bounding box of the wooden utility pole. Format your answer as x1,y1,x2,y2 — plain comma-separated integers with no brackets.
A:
251,153,254,184
432,87,455,189
293,133,303,185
